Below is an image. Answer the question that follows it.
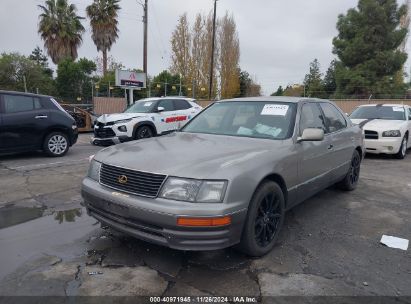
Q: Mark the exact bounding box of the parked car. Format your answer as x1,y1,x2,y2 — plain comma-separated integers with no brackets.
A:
0,90,78,157
350,104,411,159
91,97,203,146
82,97,364,256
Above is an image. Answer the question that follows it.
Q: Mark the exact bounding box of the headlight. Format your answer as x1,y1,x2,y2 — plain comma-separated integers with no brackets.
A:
87,159,101,181
114,119,132,124
382,130,401,137
159,177,227,203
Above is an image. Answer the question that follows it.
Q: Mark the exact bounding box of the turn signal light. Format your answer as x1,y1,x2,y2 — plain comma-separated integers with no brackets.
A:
177,216,231,227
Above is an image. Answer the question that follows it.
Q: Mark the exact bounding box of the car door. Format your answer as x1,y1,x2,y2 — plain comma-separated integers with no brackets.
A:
0,95,4,150
156,99,178,133
1,93,50,151
173,99,193,129
296,102,334,202
319,102,353,180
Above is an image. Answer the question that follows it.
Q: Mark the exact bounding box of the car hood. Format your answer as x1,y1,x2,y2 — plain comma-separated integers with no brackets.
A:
350,119,406,131
94,132,287,179
97,113,148,123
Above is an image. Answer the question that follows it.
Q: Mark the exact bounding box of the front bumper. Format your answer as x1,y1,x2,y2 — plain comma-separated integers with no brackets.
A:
81,178,247,251
364,138,402,154
90,136,132,146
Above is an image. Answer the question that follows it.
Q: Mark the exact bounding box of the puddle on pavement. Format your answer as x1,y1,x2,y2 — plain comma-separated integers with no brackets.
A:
0,207,98,281
0,205,45,229
0,206,84,229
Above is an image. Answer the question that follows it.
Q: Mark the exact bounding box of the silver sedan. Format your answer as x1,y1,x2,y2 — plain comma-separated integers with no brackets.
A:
81,97,364,256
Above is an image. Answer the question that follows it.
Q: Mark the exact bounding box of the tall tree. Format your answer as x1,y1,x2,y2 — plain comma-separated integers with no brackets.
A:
86,0,121,76
219,12,240,99
29,46,53,77
170,13,191,82
271,85,284,96
303,59,325,98
333,0,408,98
38,0,85,64
322,60,337,98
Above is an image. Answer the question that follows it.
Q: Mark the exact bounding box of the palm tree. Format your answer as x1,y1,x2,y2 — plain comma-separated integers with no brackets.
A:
86,0,121,76
38,0,85,64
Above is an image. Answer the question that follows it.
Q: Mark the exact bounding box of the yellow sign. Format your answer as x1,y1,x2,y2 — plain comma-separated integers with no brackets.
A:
109,86,114,90
95,84,100,89
76,97,82,101
201,87,206,91
156,84,161,88
172,86,176,90
187,88,192,91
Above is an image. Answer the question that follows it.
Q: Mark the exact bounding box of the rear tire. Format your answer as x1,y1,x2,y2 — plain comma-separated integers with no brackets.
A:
338,150,361,191
395,136,407,159
43,132,69,157
239,181,285,257
134,125,154,140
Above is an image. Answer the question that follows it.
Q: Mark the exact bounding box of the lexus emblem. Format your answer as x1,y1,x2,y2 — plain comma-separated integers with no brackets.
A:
118,175,128,184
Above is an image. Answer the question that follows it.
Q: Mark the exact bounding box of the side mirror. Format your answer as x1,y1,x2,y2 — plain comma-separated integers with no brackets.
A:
157,106,165,112
345,113,350,117
297,128,324,142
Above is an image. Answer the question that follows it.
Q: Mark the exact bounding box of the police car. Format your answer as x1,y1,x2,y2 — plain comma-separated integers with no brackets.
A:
91,97,203,145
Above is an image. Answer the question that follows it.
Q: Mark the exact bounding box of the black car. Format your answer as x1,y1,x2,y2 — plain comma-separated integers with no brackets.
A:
0,90,78,157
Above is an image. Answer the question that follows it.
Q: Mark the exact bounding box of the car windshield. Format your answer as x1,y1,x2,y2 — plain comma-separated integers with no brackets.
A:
124,99,157,113
181,101,296,140
350,106,406,120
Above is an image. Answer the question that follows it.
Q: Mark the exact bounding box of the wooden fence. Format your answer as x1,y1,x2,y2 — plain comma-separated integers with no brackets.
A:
93,97,127,115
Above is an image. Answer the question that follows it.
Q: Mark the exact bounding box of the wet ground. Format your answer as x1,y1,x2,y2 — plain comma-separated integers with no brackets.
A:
0,134,410,299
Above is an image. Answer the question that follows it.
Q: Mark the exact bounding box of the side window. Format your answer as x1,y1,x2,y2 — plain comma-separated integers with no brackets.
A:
408,107,411,120
319,103,347,133
158,100,175,112
174,99,191,110
4,95,38,113
299,103,326,135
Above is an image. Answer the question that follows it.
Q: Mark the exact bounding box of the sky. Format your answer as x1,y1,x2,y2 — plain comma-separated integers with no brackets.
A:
1,0,410,95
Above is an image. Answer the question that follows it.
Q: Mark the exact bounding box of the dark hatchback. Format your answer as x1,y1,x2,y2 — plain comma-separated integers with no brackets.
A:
0,90,78,157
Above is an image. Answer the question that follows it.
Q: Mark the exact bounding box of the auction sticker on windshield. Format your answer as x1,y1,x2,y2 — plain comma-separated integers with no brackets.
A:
393,106,404,112
261,104,289,116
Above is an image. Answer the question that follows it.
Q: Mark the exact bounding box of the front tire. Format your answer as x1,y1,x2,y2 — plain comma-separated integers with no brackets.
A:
134,125,154,140
338,150,361,191
395,136,407,159
239,181,285,257
43,132,69,157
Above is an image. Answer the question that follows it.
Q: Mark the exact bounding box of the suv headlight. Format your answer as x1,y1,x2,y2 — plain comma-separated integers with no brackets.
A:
382,130,401,137
114,119,132,124
159,177,227,203
87,159,101,181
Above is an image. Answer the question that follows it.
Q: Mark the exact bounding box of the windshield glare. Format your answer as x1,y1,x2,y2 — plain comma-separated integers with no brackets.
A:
350,106,405,120
182,101,296,140
124,99,157,113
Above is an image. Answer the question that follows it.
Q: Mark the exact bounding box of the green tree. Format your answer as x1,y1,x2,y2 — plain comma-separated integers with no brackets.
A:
322,60,337,98
38,0,85,64
86,0,121,76
333,0,408,98
29,46,53,77
271,85,284,96
283,84,304,97
303,59,325,98
149,70,185,97
0,52,56,95
56,58,96,102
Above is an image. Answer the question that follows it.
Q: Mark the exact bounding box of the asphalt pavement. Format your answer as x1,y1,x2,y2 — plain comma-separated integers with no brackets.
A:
0,133,410,299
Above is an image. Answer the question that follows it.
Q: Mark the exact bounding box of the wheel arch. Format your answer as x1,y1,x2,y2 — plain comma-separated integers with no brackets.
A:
42,126,72,146
132,121,157,138
259,173,289,207
355,146,363,159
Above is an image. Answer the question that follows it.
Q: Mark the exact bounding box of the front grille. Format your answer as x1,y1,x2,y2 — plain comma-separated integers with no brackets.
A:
364,130,378,140
94,128,116,138
99,163,167,198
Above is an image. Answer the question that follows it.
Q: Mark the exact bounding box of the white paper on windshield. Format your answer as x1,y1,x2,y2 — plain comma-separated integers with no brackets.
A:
393,106,404,112
144,102,153,107
254,124,282,137
237,127,254,136
261,104,289,116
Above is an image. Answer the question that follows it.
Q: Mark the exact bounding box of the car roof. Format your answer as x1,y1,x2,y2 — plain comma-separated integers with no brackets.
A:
138,96,195,102
217,96,330,104
0,90,51,98
358,104,407,107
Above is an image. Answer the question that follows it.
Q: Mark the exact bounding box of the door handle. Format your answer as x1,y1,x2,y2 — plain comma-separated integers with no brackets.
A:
35,115,48,119
328,144,334,150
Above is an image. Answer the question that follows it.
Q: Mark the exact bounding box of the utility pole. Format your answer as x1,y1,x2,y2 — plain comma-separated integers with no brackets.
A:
143,0,148,78
209,0,217,100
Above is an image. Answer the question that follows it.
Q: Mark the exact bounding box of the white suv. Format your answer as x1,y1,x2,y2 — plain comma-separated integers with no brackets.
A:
91,97,203,145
